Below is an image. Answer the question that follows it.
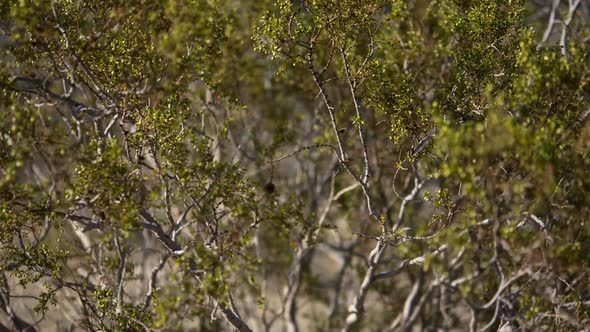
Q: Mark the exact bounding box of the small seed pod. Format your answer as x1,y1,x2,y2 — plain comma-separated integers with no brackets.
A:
263,182,275,194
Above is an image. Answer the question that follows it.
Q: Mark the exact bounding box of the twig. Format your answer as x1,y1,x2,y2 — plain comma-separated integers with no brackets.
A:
114,234,127,314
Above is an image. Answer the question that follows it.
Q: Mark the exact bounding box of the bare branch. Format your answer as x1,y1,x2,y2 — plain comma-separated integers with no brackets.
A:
144,253,170,308
343,240,386,331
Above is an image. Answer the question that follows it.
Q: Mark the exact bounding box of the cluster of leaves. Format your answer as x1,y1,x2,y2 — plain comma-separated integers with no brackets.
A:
1,0,590,331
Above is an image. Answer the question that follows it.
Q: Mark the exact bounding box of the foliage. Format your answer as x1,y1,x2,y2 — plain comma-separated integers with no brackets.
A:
1,0,589,331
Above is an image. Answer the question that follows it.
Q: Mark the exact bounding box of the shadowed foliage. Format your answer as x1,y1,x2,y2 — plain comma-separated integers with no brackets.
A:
1,0,590,331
